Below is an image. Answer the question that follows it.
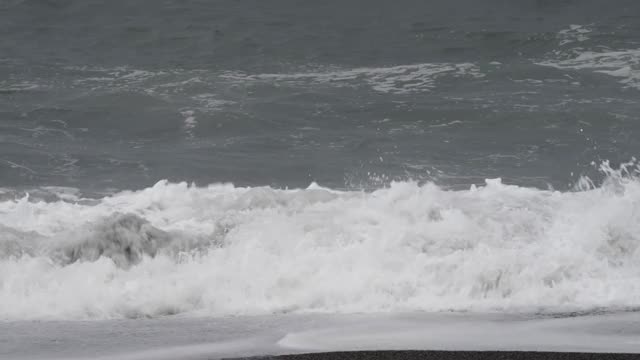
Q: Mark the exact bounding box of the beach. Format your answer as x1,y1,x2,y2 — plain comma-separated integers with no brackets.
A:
3,312,639,359
2,1,640,358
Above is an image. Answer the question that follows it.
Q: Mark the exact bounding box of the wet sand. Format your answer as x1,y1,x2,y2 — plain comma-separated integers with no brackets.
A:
3,312,639,359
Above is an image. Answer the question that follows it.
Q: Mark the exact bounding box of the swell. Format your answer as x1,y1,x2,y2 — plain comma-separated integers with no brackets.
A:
1,163,640,320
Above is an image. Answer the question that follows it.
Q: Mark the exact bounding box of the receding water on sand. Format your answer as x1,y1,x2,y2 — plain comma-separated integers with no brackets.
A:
3,312,640,359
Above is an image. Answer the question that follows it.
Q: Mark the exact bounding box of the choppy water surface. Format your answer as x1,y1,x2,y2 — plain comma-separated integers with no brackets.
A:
2,0,640,323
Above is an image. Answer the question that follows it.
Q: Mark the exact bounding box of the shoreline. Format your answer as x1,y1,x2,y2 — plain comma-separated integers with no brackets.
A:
246,350,640,360
4,312,640,359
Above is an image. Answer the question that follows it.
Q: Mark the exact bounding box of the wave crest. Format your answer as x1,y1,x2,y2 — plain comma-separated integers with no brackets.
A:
1,167,640,320
51,213,170,268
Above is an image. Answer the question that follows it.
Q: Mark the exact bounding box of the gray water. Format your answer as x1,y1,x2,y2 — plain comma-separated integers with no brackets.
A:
3,1,640,355
3,0,640,193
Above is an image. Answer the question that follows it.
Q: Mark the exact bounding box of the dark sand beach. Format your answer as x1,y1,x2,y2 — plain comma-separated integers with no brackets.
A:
252,351,639,360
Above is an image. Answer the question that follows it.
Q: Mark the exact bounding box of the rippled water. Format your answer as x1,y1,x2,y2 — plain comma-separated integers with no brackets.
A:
2,0,640,323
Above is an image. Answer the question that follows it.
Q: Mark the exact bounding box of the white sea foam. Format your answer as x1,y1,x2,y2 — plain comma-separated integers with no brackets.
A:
67,62,484,98
222,63,484,94
60,66,236,114
557,24,592,46
1,164,640,320
538,49,640,88
538,24,640,89
0,80,43,92
534,24,640,89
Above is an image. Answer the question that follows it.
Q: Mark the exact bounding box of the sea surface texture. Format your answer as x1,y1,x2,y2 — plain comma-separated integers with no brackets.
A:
2,0,640,321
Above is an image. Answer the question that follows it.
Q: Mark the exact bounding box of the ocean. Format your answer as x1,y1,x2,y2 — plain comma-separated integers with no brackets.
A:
2,0,640,358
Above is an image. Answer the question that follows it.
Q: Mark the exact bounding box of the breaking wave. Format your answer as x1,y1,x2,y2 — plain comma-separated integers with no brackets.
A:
1,163,640,320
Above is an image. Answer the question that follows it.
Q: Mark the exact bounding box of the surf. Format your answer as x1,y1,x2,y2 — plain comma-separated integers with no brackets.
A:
1,162,639,320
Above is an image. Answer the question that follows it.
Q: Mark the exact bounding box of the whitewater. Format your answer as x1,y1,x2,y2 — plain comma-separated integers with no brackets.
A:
1,163,639,321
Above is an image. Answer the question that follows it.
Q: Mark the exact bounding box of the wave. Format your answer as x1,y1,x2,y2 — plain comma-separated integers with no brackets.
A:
538,48,640,89
221,62,485,94
537,24,640,90
1,163,640,320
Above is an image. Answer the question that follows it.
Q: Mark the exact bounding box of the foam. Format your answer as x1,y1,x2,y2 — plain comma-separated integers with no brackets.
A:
533,24,640,89
538,48,640,89
557,24,592,46
221,62,484,94
1,165,640,320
